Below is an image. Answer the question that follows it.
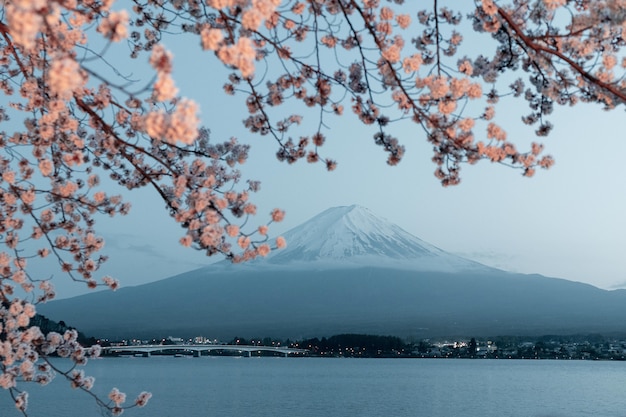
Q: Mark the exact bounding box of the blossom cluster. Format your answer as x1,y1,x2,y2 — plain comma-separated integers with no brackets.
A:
0,0,286,413
0,318,103,413
131,0,609,185
200,0,282,77
172,0,586,184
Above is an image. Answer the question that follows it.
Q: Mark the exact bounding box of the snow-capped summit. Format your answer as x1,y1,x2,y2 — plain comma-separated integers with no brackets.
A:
263,205,487,272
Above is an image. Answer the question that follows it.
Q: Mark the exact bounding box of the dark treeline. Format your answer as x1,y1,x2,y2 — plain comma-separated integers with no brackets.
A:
29,314,96,346
221,334,408,357
0,300,92,345
294,334,408,357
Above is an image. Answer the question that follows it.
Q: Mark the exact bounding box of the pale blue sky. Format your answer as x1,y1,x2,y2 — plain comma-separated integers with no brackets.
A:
28,9,626,299
69,36,626,301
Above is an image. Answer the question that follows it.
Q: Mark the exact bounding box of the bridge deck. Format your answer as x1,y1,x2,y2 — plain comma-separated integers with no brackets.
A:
103,344,308,356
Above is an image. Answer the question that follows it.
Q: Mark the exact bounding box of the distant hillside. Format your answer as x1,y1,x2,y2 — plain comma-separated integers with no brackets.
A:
38,206,626,340
37,266,626,340
30,313,95,346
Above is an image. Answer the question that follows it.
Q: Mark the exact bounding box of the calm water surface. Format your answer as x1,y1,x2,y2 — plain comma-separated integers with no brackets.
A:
5,357,626,417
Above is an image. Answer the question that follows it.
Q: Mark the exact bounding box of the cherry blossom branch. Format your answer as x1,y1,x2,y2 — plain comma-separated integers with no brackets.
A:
73,96,176,207
497,6,626,104
434,0,442,75
0,22,29,78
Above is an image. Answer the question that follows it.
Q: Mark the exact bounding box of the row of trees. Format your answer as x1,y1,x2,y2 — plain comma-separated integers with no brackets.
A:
1,0,625,415
296,334,408,356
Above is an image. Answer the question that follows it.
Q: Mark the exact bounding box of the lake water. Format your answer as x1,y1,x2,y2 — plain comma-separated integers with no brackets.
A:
4,357,626,417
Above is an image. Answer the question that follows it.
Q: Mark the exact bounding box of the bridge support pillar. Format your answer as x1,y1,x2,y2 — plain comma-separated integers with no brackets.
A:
245,351,251,358
284,352,288,358
143,352,151,358
193,350,201,358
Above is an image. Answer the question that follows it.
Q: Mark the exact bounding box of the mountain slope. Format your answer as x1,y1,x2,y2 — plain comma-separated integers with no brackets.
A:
38,266,626,340
38,206,626,340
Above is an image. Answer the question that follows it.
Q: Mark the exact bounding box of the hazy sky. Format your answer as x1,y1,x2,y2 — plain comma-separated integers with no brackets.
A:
33,12,626,299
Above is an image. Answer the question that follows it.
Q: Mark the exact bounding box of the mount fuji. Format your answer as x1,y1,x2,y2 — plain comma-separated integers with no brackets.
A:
259,205,485,272
39,205,626,340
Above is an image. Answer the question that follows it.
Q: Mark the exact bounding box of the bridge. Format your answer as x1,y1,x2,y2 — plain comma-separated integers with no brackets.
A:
103,344,308,357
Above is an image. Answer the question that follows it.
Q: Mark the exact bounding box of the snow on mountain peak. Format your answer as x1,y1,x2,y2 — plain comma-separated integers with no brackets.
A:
262,205,486,272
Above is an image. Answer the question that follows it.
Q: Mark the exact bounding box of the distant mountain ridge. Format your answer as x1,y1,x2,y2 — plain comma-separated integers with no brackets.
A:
38,205,626,340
